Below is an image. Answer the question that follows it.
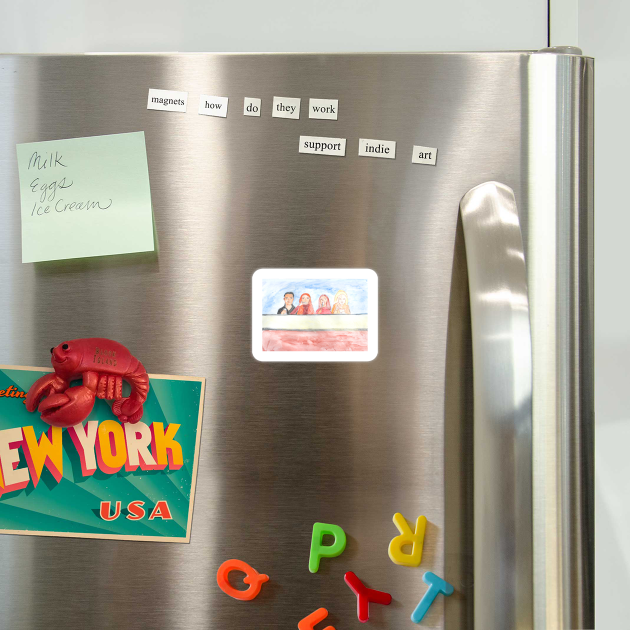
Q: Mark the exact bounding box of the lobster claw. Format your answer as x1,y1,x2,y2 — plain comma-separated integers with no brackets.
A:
37,386,96,428
25,373,67,413
112,398,144,424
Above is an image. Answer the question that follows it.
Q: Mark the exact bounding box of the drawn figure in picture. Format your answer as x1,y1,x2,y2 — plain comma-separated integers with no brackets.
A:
332,290,351,314
294,293,315,315
277,291,297,315
316,294,332,314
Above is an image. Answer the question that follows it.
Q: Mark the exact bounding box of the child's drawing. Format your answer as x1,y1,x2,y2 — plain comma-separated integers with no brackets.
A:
332,290,351,314
316,294,332,314
293,293,315,315
252,269,378,362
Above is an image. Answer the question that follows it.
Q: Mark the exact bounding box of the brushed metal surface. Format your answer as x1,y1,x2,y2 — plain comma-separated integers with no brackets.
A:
0,52,593,629
460,182,533,630
527,52,595,629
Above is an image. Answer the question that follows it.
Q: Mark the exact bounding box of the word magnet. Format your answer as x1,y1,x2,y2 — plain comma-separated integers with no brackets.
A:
308,98,338,120
299,136,346,157
244,97,261,117
216,559,269,601
358,138,396,159
388,512,427,567
344,571,392,622
272,96,300,119
309,522,346,573
412,145,438,165
198,95,228,118
147,88,187,112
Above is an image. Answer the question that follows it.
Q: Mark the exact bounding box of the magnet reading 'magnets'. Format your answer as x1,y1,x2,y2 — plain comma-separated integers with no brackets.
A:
25,338,149,428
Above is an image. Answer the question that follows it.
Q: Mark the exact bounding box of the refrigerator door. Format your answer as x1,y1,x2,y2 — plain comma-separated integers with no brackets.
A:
0,52,593,629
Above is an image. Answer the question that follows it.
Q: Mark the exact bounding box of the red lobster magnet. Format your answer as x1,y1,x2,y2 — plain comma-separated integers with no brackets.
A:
26,338,149,428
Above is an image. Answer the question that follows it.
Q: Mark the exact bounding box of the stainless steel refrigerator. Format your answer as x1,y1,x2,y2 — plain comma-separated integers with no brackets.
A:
0,50,593,629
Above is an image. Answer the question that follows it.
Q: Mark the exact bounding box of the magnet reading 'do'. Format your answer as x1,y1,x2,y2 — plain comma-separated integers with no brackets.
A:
252,269,378,362
26,338,149,427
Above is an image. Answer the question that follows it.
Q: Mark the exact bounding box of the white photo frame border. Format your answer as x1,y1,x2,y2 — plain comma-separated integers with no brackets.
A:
252,268,378,362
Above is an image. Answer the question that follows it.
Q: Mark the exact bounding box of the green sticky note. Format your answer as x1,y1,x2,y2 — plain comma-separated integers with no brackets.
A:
16,132,154,263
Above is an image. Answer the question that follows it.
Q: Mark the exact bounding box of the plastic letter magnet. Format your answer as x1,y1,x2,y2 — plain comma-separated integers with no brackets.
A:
216,559,269,601
410,571,454,623
388,512,427,567
298,607,335,630
309,522,347,573
344,571,392,622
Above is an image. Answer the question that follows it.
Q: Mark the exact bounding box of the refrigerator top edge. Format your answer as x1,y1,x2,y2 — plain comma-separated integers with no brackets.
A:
0,50,594,59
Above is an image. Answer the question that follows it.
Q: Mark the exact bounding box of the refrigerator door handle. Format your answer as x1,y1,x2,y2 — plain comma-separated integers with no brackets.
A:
460,181,533,629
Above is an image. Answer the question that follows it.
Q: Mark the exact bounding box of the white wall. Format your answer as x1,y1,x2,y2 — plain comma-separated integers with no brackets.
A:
0,0,547,53
577,1,629,627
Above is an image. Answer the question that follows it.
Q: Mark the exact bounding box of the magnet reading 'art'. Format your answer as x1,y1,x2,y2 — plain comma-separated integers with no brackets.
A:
25,338,149,427
388,512,427,567
216,559,269,601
